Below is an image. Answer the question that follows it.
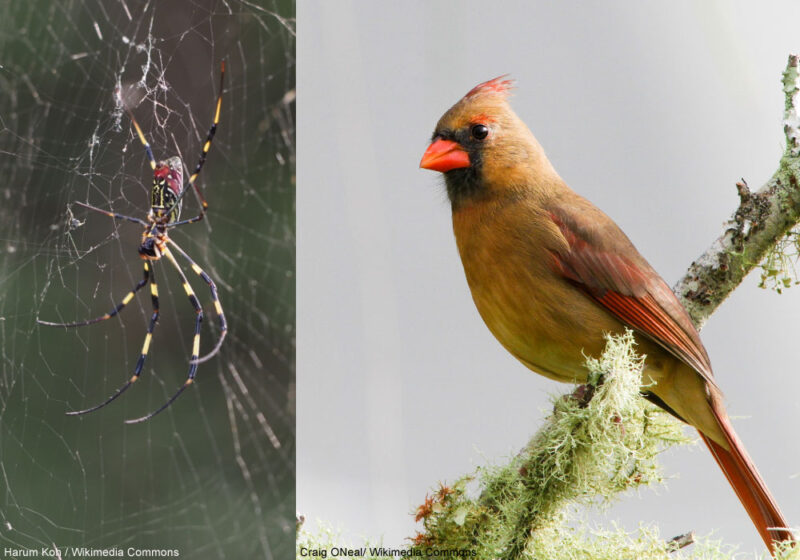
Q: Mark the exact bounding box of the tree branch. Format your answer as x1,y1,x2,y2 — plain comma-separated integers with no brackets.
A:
674,54,800,327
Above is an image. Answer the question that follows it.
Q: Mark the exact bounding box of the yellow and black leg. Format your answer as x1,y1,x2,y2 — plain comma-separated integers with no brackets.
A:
168,238,227,363
38,261,152,328
73,201,149,227
124,103,157,172
124,246,202,423
165,61,226,225
65,262,160,415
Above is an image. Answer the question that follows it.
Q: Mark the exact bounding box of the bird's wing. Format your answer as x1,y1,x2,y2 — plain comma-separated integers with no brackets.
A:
547,202,794,552
546,203,714,384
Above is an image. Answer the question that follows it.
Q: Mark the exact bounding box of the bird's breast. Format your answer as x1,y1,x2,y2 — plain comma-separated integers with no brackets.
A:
452,201,624,384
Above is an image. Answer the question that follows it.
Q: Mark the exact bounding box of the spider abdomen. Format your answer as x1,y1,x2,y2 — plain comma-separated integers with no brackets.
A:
152,156,184,223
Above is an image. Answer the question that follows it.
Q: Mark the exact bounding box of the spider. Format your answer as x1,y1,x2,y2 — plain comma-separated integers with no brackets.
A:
38,62,228,424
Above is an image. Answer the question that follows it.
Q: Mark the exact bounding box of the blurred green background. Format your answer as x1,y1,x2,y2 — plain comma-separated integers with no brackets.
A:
0,0,294,557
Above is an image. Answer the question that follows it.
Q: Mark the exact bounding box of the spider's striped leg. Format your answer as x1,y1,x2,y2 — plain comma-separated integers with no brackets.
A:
74,201,148,227
166,214,205,228
168,238,227,363
66,262,160,416
125,246,201,424
162,204,206,229
165,61,225,219
123,103,157,171
38,260,152,328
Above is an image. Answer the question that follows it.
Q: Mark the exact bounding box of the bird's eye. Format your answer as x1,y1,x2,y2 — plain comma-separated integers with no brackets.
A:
471,124,489,140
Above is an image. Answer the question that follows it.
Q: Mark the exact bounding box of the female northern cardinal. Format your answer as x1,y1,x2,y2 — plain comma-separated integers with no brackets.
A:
419,77,794,553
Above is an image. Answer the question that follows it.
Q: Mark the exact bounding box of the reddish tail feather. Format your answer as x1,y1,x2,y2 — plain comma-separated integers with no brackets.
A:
699,411,795,555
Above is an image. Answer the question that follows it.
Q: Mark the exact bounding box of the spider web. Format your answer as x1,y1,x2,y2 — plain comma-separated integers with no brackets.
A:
0,1,294,558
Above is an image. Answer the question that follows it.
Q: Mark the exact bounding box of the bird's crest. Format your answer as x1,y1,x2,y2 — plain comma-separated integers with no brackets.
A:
464,76,515,100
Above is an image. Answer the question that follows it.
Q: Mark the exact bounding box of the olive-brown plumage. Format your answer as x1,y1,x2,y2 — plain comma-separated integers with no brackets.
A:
420,77,794,553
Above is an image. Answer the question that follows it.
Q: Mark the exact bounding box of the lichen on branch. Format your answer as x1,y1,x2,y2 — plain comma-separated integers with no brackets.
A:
410,331,695,559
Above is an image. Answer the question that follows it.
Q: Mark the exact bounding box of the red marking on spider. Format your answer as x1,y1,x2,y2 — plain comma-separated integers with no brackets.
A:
154,159,183,197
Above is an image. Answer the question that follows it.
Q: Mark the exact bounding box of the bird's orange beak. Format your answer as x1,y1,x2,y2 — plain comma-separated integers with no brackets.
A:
419,139,470,172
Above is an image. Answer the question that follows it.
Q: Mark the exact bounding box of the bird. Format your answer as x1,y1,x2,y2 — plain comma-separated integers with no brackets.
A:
419,76,794,554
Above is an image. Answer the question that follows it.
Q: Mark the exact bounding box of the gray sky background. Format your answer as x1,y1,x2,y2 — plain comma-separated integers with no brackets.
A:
298,1,800,554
